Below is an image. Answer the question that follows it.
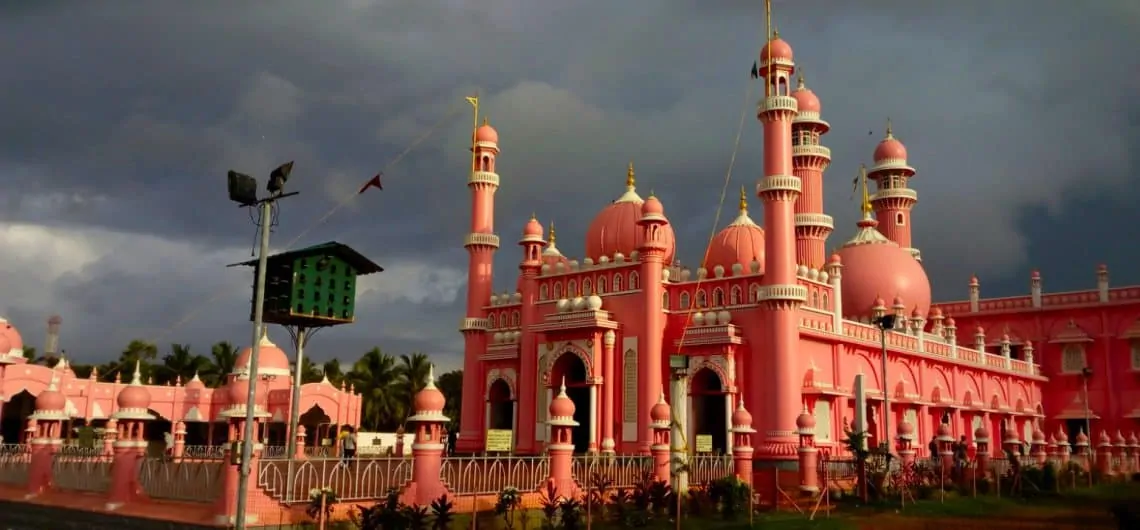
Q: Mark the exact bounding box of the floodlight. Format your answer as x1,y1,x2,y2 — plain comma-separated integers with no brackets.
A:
874,314,897,330
228,170,259,205
268,161,294,195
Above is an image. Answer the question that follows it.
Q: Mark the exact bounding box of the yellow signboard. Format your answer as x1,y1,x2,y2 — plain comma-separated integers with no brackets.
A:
485,429,514,452
695,434,713,453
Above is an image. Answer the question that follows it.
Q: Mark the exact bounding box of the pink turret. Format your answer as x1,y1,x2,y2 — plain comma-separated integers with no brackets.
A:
458,118,501,452
546,378,580,497
404,366,450,506
636,194,670,454
867,119,919,260
753,29,803,468
515,216,545,453
790,73,833,268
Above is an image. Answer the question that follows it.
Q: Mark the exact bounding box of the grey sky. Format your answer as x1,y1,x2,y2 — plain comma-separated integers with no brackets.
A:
1,0,1137,371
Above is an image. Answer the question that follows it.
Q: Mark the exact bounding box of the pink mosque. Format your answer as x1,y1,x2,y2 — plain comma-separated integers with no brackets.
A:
454,31,1140,482
0,320,360,451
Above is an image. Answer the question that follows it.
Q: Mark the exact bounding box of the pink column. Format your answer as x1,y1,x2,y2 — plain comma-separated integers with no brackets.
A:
403,367,450,506
936,422,954,476
106,415,150,511
1030,425,1047,466
395,426,406,457
26,378,68,496
1073,429,1090,470
546,380,580,498
516,219,543,454
731,400,755,487
1097,431,1113,477
636,197,669,455
172,421,186,460
1054,426,1070,467
601,330,616,454
294,426,307,460
974,425,990,478
795,406,819,494
1129,433,1140,472
650,392,672,484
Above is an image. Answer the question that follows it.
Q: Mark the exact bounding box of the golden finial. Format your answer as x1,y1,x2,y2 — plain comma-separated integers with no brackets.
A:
885,117,893,139
860,164,872,216
739,186,748,212
548,221,557,245
626,162,636,188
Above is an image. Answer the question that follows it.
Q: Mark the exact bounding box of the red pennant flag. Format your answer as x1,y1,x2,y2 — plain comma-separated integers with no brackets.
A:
358,173,383,194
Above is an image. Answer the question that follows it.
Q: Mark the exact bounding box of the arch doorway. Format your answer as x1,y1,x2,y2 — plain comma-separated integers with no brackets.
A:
550,352,592,453
300,405,332,451
487,379,515,430
690,368,727,454
1,391,35,443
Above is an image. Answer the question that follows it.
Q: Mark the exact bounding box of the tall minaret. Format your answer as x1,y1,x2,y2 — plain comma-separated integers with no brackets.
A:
867,119,920,260
790,74,833,268
515,216,545,454
45,315,62,357
754,28,805,461
457,116,501,452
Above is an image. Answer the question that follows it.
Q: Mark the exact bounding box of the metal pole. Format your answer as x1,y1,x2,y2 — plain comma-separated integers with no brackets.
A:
1082,371,1092,464
880,326,890,455
285,326,307,500
235,198,274,530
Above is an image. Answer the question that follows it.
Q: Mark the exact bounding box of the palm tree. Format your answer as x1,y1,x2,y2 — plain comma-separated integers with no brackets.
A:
106,339,159,381
348,347,403,431
398,352,432,408
437,369,463,423
203,341,240,387
299,356,324,384
157,343,212,385
321,358,345,386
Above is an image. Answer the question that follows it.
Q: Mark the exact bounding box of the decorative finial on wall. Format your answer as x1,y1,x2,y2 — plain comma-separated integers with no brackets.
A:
739,185,748,212
885,117,893,139
548,221,557,245
626,162,636,188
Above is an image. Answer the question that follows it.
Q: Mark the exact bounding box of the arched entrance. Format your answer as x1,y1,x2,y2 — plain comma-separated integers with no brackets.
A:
300,405,332,449
550,352,592,453
1,391,35,443
690,368,727,454
487,379,514,430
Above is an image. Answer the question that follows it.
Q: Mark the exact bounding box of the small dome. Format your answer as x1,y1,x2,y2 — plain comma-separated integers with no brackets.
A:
185,371,206,390
117,361,152,410
945,316,956,327
936,422,952,438
1113,430,1126,445
760,34,794,63
228,375,269,407
1098,430,1112,446
413,366,446,414
706,188,766,274
732,401,753,427
1031,427,1046,443
475,119,498,144
235,330,292,377
974,426,989,439
542,222,570,267
641,195,664,217
650,393,671,422
795,406,815,430
1075,430,1089,445
873,123,907,162
584,163,676,263
930,307,944,318
911,307,923,319
549,380,576,418
1128,432,1139,446
791,75,820,113
523,216,543,238
0,317,24,356
837,216,931,318
898,421,915,437
36,384,66,412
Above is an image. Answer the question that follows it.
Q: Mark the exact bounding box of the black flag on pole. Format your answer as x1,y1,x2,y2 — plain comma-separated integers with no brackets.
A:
750,61,759,79
358,173,383,194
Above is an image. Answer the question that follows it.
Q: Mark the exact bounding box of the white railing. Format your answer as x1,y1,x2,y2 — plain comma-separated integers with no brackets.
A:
687,455,733,485
0,444,30,485
138,457,225,503
440,455,549,496
570,454,653,489
183,445,227,460
258,456,412,504
51,453,113,493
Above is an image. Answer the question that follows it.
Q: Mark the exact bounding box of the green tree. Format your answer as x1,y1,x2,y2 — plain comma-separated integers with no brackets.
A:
437,369,463,423
320,358,345,386
106,339,159,382
203,341,240,387
299,356,324,384
398,352,432,413
157,343,212,385
348,347,404,431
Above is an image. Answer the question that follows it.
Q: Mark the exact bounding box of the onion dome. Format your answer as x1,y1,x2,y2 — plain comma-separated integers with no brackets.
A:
1031,425,1046,444
873,119,907,163
584,162,676,264
1074,429,1089,446
1113,430,1127,446
34,377,66,415
1098,430,1112,447
114,361,155,420
475,117,498,144
898,420,915,439
411,365,446,417
1054,426,1069,446
0,317,24,357
930,307,943,319
795,405,815,432
542,222,570,267
732,399,753,429
945,316,957,328
185,370,206,390
792,75,820,113
547,378,578,426
650,392,671,424
521,215,543,241
936,422,953,442
1128,432,1139,447
759,30,794,63
234,328,292,378
836,212,931,318
220,374,271,419
974,425,990,441
706,187,766,274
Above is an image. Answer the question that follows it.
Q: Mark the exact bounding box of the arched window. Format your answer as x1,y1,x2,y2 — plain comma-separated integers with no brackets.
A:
679,292,691,309
750,284,762,303
662,292,670,309
582,278,592,295
511,310,520,327
540,284,549,300
896,212,905,226
696,289,708,308
487,312,497,328
597,276,608,294
500,313,508,328
629,271,640,290
612,274,623,292
567,279,578,297
712,288,724,307
812,291,819,308
730,286,742,305
553,282,563,299
822,292,829,310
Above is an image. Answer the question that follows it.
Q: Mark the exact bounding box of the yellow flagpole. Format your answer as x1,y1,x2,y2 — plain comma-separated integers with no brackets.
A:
860,164,871,215
765,0,772,98
466,94,479,172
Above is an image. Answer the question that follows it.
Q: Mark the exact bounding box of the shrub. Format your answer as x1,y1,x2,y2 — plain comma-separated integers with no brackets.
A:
429,495,454,530
306,486,337,523
496,487,523,530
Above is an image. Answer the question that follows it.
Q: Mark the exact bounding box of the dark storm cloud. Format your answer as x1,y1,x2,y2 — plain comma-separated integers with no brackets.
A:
0,0,1137,365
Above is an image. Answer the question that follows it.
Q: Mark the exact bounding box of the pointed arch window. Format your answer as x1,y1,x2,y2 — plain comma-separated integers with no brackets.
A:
582,278,592,295
662,291,670,309
511,310,520,327
553,282,563,299
749,284,762,303
597,276,608,294
712,288,725,307
730,285,742,305
629,271,640,290
679,292,691,310
567,279,578,297
612,274,623,292
540,284,549,301
696,289,708,308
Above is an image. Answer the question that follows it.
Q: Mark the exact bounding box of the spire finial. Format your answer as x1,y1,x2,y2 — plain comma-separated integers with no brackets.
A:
530,212,537,221
885,117,893,139
425,364,436,389
559,376,568,396
131,360,142,385
859,164,872,217
548,221,557,245
626,162,636,188
483,116,489,126
773,26,779,39
739,186,748,212
797,72,805,89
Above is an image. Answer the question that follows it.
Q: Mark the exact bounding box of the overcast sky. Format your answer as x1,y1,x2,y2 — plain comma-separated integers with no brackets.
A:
1,0,1137,372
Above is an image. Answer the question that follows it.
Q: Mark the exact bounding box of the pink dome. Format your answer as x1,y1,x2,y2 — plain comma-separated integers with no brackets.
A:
873,134,907,162
641,195,664,217
792,78,820,113
1113,431,1126,445
760,36,794,63
414,384,446,414
228,377,269,407
898,421,915,437
0,333,10,356
796,408,815,430
975,426,989,439
650,395,671,423
550,392,575,418
836,219,931,318
185,372,206,390
829,253,842,265
945,316,956,327
35,387,65,412
117,384,151,410
523,216,543,238
1031,428,1046,443
475,121,498,144
1128,432,1139,445
235,332,291,376
706,191,765,273
936,423,951,438
1075,430,1089,444
584,165,676,263
930,307,943,318
0,318,23,353
732,404,753,427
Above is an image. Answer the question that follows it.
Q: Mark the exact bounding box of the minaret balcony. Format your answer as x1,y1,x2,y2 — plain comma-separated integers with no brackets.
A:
757,96,798,115
755,285,808,303
468,171,500,187
870,188,918,202
869,159,915,175
756,175,802,195
792,145,831,160
794,213,834,230
459,317,490,332
464,233,501,249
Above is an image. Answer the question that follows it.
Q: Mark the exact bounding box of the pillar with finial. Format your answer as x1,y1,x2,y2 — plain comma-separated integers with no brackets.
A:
1127,432,1139,472
795,404,819,494
936,421,955,476
1097,430,1113,476
974,423,991,477
825,254,843,330
999,333,1012,369
546,378,580,497
1023,341,1036,375
172,420,187,459
1030,270,1042,308
1054,426,1070,467
649,390,672,484
26,374,68,496
1113,431,1127,474
730,399,755,487
106,361,156,510
968,274,980,312
402,365,450,506
1029,421,1047,466
1097,264,1109,302
213,369,271,525
974,326,987,353
1073,429,1090,470
294,426,307,460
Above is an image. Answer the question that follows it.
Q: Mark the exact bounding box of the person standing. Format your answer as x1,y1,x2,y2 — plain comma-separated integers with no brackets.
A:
341,426,357,466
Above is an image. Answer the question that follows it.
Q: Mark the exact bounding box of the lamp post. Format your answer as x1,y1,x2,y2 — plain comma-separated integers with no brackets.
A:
226,162,298,530
873,314,898,454
1081,366,1093,463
